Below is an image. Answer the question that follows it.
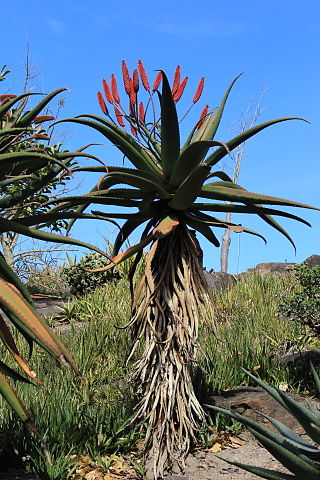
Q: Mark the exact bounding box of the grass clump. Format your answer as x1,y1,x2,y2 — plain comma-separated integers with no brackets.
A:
197,272,318,398
0,279,137,479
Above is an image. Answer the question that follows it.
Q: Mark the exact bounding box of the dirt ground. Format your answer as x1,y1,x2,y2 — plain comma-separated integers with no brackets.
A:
181,432,289,480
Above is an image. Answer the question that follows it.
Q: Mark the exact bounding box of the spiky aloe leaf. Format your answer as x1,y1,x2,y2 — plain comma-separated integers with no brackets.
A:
153,215,179,238
113,215,150,256
0,372,31,422
199,184,320,211
258,213,297,252
0,253,32,303
274,389,320,444
186,211,267,244
0,360,37,385
206,117,307,167
258,412,320,460
0,92,38,118
192,73,243,149
0,217,111,260
0,278,80,375
0,315,42,384
169,140,228,188
169,164,211,210
56,117,161,177
185,216,220,247
99,171,170,199
311,363,320,394
192,203,312,226
17,88,67,127
250,429,320,479
220,458,299,480
159,71,180,179
76,114,162,166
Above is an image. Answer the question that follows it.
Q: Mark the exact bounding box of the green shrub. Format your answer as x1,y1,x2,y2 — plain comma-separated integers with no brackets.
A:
279,263,320,338
26,266,70,297
63,252,122,296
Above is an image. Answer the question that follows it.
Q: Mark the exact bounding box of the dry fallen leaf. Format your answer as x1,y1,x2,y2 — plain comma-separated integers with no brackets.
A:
208,442,223,453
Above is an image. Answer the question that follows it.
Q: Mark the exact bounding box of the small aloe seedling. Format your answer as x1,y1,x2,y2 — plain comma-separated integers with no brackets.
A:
209,366,320,480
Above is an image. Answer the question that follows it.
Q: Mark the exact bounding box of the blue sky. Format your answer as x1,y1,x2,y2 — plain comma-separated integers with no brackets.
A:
3,0,320,273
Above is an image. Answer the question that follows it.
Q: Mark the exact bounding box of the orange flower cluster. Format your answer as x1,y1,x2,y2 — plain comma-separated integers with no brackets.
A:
96,61,207,134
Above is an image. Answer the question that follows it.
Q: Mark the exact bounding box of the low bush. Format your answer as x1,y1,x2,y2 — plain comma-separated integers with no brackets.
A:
26,265,70,297
279,263,320,338
63,252,122,296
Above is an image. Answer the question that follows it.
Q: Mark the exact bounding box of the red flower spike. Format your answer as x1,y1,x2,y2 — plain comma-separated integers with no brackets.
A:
138,60,150,92
102,79,114,104
130,124,137,136
139,102,145,124
33,133,51,140
173,76,188,103
33,115,55,124
193,77,205,103
0,94,16,101
111,74,120,104
133,69,139,93
128,78,137,105
196,104,209,128
114,105,125,127
172,65,181,95
121,60,131,95
97,92,109,115
152,71,162,91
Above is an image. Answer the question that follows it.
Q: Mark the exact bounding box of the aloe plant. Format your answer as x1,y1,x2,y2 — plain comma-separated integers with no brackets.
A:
0,80,113,437
37,61,317,477
209,366,320,480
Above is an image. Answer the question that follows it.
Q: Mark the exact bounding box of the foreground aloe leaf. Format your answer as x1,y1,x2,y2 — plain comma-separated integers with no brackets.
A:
208,366,320,479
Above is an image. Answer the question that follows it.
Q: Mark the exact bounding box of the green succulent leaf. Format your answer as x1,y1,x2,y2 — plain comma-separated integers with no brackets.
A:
250,429,320,479
0,371,31,422
192,203,312,226
170,140,228,188
184,216,220,247
199,184,320,211
0,217,111,260
159,71,180,179
17,88,67,127
220,458,299,480
206,117,307,167
169,164,211,210
258,213,297,252
56,117,161,177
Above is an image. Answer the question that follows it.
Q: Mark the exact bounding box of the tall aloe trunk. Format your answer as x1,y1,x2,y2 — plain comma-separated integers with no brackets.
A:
128,225,209,478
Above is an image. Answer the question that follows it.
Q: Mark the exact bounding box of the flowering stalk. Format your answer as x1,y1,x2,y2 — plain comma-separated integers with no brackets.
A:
193,77,205,103
172,65,181,95
102,79,114,104
152,72,162,91
173,76,188,102
97,92,109,115
121,60,131,95
111,74,120,104
197,104,209,128
138,60,150,92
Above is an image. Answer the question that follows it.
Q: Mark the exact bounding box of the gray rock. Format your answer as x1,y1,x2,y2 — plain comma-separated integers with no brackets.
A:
203,271,236,291
278,349,320,366
207,386,319,435
249,262,295,274
303,254,320,267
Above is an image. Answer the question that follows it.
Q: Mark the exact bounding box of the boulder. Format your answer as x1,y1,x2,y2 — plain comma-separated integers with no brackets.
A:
203,271,236,291
249,262,295,274
303,254,320,267
208,386,319,435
